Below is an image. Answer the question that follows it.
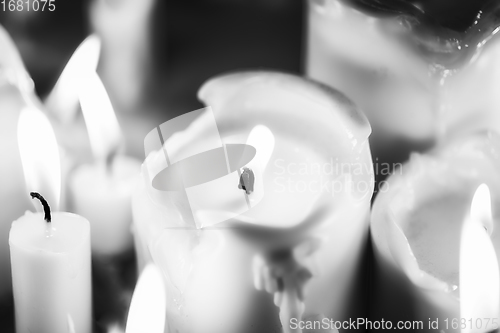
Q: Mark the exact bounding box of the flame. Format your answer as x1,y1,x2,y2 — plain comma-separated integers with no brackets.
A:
126,263,166,333
460,184,499,333
45,35,101,122
78,72,122,161
17,108,61,210
246,125,275,171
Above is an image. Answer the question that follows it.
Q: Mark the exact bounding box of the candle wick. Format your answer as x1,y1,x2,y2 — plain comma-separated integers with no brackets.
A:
29,192,51,223
238,167,255,195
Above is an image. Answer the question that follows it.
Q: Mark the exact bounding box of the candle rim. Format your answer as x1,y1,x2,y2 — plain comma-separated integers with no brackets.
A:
9,211,90,255
371,131,500,292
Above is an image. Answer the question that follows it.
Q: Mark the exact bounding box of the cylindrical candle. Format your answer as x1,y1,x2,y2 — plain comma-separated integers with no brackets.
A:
69,155,140,255
133,71,374,333
9,201,92,333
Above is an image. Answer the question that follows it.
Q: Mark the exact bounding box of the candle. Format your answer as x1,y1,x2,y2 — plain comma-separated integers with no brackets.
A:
133,71,374,333
125,263,166,333
69,72,140,256
89,0,155,112
306,0,500,154
10,108,92,333
0,24,41,298
371,131,500,332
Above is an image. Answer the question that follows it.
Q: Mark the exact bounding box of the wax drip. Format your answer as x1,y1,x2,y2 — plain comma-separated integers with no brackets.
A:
30,192,51,223
252,250,314,333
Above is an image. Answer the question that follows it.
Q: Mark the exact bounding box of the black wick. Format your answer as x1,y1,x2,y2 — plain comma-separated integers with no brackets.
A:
238,167,255,195
30,192,51,223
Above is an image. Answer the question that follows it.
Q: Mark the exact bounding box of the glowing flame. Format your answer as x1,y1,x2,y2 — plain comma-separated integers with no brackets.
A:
17,108,61,210
246,125,275,171
45,35,101,122
78,72,122,161
460,184,499,333
126,264,166,333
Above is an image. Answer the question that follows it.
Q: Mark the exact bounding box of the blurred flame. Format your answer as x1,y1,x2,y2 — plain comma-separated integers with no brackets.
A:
17,108,61,210
460,184,499,333
78,72,122,161
45,35,101,122
246,125,275,171
126,263,166,333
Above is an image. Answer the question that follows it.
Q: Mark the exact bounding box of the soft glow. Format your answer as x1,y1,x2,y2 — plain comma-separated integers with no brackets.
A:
460,184,499,333
246,125,275,171
126,264,166,333
45,35,101,122
78,72,122,160
17,108,61,210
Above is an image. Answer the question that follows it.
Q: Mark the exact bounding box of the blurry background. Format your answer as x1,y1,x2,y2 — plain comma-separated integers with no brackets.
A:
0,0,303,118
0,0,417,331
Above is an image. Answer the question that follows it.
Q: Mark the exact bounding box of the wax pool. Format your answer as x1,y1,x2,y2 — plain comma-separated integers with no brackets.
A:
9,211,92,333
133,71,374,333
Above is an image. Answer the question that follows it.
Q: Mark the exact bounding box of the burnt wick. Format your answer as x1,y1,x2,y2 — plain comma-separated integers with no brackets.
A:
238,167,255,195
30,192,51,223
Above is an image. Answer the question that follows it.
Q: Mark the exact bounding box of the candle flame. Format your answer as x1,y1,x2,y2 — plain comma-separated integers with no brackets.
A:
45,35,101,122
17,108,61,210
460,184,499,333
78,72,122,161
246,125,275,171
126,263,166,333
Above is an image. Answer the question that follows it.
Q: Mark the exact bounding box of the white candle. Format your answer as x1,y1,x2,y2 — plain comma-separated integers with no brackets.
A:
10,208,92,333
133,71,374,333
69,72,140,255
11,108,92,333
89,0,155,112
70,155,140,255
371,132,500,332
0,25,43,298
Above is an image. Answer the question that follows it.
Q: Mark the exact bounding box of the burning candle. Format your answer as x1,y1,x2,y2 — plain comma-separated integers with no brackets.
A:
133,71,374,333
371,131,500,332
0,24,41,298
69,72,140,256
125,263,166,333
10,108,92,333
